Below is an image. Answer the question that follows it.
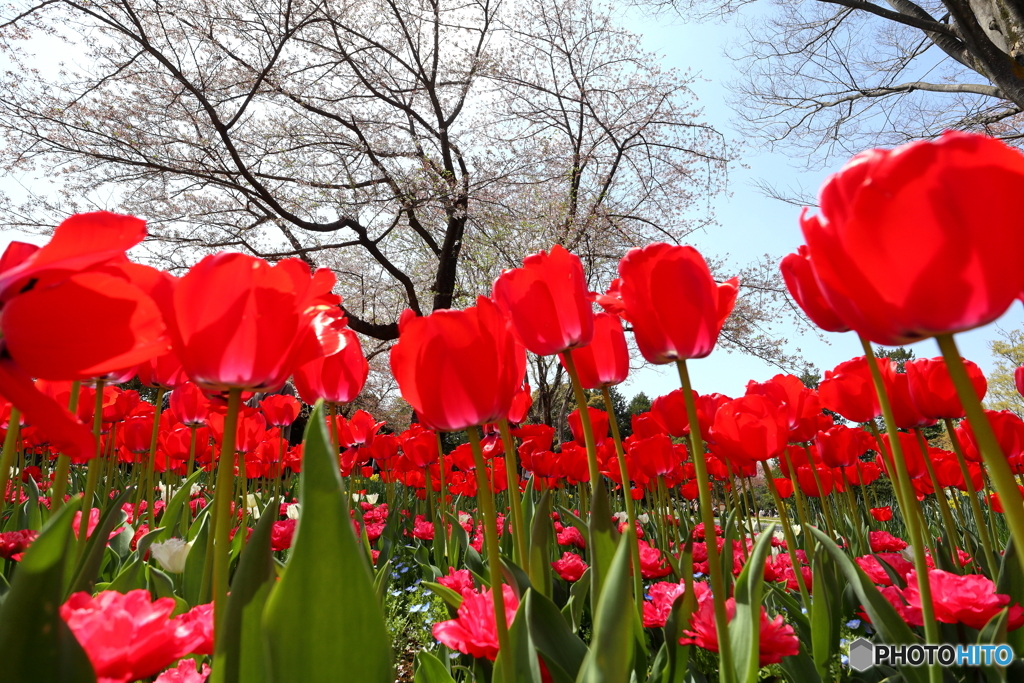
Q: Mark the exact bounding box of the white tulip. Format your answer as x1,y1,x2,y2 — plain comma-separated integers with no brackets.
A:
151,538,193,573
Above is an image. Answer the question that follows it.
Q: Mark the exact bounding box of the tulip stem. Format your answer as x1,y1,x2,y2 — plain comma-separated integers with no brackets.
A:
914,428,962,570
561,349,602,495
497,419,527,571
212,387,242,640
145,388,167,529
75,380,106,562
860,339,941,683
0,408,21,510
602,386,645,623
50,381,81,511
466,427,511,682
675,359,735,683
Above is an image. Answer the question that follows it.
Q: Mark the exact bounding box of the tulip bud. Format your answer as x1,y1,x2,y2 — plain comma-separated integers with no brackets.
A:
150,538,193,573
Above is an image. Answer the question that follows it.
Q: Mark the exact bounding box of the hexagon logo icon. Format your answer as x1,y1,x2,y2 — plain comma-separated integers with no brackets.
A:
848,638,875,672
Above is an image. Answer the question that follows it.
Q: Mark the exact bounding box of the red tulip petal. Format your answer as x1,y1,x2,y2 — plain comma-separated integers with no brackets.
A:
2,270,167,380
0,358,93,459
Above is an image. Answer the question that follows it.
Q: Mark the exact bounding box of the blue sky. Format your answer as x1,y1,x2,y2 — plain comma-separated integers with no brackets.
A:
614,6,1024,400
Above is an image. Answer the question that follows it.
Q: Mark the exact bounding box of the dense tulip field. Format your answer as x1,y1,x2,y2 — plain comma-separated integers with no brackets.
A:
3,130,1024,683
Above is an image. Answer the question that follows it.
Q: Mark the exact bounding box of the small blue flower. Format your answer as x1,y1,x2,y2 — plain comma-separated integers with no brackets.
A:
841,655,849,666
693,572,704,579
449,652,460,660
846,619,862,629
800,608,808,615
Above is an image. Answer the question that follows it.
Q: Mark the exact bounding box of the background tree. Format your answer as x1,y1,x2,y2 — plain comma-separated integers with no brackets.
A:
985,327,1024,416
644,0,1024,178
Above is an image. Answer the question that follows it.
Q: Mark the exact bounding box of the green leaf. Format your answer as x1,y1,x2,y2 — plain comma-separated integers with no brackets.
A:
0,496,96,683
423,581,465,611
805,526,926,683
586,477,619,615
729,522,776,683
526,589,588,681
211,495,278,683
810,543,834,680
414,651,457,683
576,534,633,683
182,514,210,606
262,401,393,682
997,537,1024,652
529,490,553,598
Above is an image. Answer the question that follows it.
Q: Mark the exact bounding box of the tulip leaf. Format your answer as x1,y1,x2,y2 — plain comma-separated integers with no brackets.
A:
414,651,457,683
500,555,533,597
576,535,634,683
423,581,465,611
262,401,393,683
493,588,542,683
66,487,132,598
805,526,926,683
529,489,553,597
587,477,619,614
729,522,776,683
810,543,835,680
182,514,210,606
525,588,588,680
0,496,96,683
211,495,277,683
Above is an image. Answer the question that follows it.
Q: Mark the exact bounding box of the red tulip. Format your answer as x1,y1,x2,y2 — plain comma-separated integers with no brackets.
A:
293,310,368,405
60,589,207,683
1016,366,1024,399
779,245,850,333
136,352,188,390
745,374,822,442
567,407,608,445
628,433,678,478
682,594,800,666
432,585,519,661
799,131,1024,345
905,357,987,420
817,356,892,423
887,372,935,430
617,243,738,363
160,253,338,392
390,296,525,432
815,425,872,468
903,570,1024,630
506,383,532,424
869,506,893,522
260,395,301,427
491,244,594,356
708,395,788,465
559,312,629,389
551,552,588,582
650,390,729,440
168,382,210,426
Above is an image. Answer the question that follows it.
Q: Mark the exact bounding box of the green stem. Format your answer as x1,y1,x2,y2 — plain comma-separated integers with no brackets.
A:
212,388,242,639
145,388,167,528
466,427,511,682
561,350,601,495
75,380,106,562
675,359,735,683
497,419,527,570
860,339,941,683
914,428,962,571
